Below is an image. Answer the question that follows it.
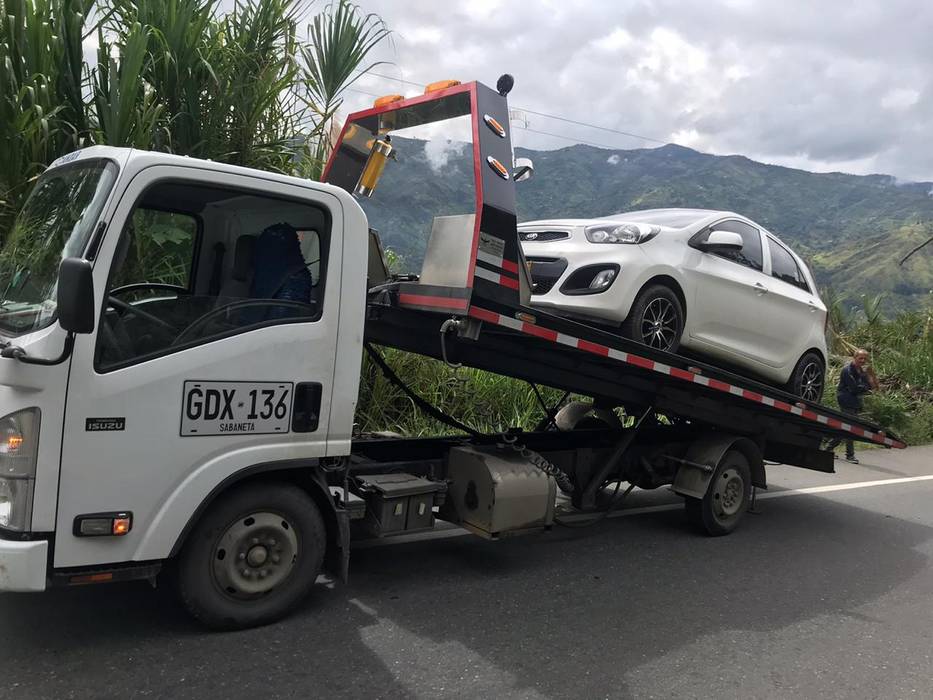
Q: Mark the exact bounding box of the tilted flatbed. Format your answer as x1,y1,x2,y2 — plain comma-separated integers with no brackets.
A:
327,74,903,543
323,77,901,469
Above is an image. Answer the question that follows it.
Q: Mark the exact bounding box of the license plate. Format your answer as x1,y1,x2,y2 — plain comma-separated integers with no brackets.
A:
181,381,293,436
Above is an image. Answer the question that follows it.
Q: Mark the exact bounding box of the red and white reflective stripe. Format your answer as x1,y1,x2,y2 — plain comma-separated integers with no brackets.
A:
398,293,469,311
476,249,520,274
473,264,519,289
468,306,906,449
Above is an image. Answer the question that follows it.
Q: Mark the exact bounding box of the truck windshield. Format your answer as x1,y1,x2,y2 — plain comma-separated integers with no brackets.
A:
0,159,117,336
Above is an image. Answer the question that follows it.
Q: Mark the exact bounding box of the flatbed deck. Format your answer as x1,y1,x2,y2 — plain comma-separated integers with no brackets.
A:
364,288,905,472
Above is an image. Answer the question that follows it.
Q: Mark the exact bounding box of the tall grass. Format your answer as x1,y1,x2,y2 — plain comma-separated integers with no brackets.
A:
0,0,389,237
356,347,566,437
825,294,933,445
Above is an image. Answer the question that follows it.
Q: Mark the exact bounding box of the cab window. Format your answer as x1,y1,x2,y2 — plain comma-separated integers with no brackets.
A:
96,180,328,371
110,209,199,293
701,220,763,271
767,237,810,293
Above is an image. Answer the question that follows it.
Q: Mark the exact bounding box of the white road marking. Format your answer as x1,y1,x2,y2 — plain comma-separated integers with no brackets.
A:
353,473,933,548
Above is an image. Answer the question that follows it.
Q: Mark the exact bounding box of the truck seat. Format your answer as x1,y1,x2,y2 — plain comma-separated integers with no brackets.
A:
218,234,256,299
249,223,313,318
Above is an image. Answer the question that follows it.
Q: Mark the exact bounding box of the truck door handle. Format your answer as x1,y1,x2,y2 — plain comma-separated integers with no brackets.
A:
292,382,322,433
753,282,769,294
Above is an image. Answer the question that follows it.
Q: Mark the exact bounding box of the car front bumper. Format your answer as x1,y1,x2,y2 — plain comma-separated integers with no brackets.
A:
524,245,649,324
0,537,48,592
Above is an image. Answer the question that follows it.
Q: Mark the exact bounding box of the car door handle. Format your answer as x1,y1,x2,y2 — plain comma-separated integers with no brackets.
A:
753,282,769,294
807,300,818,312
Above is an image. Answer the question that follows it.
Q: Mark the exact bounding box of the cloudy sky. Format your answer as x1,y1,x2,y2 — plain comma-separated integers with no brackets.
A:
335,0,933,182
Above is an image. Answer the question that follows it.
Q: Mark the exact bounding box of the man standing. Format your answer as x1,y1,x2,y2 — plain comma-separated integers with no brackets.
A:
828,349,880,464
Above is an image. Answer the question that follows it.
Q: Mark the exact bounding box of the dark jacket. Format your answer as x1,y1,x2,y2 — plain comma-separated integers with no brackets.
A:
837,362,872,411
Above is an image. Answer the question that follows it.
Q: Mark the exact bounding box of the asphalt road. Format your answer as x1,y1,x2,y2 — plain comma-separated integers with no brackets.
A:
2,445,933,699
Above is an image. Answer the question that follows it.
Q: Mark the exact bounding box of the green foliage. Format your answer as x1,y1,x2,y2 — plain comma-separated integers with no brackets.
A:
300,0,389,178
0,0,391,236
112,209,198,288
0,0,98,227
824,301,933,444
356,347,565,437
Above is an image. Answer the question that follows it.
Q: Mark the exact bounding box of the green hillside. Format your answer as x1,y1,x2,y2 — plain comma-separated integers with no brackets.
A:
365,137,933,314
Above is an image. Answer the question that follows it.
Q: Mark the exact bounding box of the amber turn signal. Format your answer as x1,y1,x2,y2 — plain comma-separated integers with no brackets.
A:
373,94,404,108
424,79,461,93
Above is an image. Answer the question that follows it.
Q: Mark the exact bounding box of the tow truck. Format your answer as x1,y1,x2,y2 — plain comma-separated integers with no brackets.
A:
0,75,905,629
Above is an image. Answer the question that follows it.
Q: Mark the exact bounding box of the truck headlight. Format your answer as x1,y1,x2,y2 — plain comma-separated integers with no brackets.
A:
585,223,660,244
0,408,40,532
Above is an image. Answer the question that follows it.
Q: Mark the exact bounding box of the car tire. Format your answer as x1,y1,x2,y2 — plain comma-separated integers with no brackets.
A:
621,284,684,353
176,481,326,630
684,449,751,536
787,351,825,402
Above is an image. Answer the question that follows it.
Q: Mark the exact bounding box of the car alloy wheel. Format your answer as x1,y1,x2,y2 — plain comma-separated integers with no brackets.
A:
640,297,678,350
799,360,824,402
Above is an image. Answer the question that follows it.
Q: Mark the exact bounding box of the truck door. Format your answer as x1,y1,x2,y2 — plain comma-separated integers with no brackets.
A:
54,166,345,569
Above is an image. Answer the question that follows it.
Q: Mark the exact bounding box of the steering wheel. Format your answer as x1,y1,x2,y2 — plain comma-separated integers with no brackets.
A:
171,299,317,347
107,295,177,333
110,282,190,297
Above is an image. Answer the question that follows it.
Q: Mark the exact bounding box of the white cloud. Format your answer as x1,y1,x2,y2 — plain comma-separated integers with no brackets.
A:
423,139,466,173
880,88,920,111
594,28,634,52
344,0,933,181
395,24,443,45
607,154,621,165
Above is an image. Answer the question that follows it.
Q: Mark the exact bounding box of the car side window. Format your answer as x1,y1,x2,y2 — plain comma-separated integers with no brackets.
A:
704,220,763,271
767,237,810,293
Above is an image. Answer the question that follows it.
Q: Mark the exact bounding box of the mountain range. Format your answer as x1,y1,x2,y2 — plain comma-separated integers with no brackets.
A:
358,137,933,314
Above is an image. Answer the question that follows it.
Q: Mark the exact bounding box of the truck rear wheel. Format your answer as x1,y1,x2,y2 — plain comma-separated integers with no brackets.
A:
176,481,326,630
685,450,751,536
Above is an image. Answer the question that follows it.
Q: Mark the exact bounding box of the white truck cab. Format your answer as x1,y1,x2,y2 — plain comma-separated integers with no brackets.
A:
0,146,367,613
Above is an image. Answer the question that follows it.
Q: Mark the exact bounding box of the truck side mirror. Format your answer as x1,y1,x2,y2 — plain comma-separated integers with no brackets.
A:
513,157,534,182
698,229,743,252
57,258,95,334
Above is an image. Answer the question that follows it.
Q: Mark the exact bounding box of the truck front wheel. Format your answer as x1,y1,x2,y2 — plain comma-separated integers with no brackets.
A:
176,481,326,630
684,449,751,536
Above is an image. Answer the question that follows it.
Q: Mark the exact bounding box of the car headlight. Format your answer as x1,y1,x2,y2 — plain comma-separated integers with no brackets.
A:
584,223,660,244
0,408,40,532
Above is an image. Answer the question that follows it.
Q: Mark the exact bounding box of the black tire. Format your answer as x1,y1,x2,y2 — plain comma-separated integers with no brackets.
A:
176,481,326,630
621,284,684,353
684,450,751,536
787,351,825,402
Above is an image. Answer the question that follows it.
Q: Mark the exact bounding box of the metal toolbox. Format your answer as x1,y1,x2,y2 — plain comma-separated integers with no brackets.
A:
442,446,556,539
353,473,446,536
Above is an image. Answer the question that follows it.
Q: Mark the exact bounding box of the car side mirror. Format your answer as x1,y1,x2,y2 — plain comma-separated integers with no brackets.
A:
513,157,534,182
699,229,743,252
57,257,95,334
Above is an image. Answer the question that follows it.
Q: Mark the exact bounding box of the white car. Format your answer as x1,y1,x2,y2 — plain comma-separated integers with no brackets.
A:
519,208,828,401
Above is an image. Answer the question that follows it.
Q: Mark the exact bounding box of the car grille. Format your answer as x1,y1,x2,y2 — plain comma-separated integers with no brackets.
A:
520,230,570,242
526,257,568,294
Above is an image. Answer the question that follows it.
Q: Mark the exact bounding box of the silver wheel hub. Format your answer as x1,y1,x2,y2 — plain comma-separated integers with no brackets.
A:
212,512,298,599
640,298,678,350
712,468,745,518
799,361,823,401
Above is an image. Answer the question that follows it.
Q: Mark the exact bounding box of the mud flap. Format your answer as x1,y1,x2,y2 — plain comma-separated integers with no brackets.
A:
672,436,764,499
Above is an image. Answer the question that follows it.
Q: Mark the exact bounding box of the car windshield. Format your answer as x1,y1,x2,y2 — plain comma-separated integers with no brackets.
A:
611,209,711,228
0,159,117,336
